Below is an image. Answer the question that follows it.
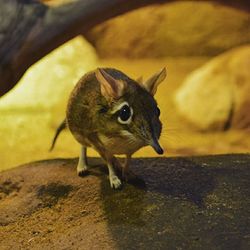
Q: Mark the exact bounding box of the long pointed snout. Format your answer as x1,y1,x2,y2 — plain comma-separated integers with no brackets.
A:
150,137,164,155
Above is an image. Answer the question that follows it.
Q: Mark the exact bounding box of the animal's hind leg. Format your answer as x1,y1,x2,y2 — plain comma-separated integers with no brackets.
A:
77,146,89,176
122,155,136,181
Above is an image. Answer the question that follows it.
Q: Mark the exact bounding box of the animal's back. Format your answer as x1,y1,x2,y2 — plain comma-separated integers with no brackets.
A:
66,71,100,144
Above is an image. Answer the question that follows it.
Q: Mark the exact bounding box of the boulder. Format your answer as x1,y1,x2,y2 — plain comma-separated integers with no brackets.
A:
174,45,250,130
0,36,98,112
0,155,250,249
85,2,250,58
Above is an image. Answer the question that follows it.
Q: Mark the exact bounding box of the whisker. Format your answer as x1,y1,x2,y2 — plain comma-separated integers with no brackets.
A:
105,133,138,149
160,127,189,144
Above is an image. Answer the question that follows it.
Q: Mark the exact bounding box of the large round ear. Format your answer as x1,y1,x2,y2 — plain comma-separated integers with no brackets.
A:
142,68,167,95
95,68,127,100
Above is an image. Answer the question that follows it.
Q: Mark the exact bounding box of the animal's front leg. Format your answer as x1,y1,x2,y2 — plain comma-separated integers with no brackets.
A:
77,146,89,176
89,135,122,189
107,157,122,189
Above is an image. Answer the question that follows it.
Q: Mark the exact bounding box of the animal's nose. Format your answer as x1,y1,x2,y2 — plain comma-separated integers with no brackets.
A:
150,137,164,155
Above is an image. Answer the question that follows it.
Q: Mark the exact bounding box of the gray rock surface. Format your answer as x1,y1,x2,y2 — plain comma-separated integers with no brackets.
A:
175,45,250,130
0,155,250,249
85,2,250,58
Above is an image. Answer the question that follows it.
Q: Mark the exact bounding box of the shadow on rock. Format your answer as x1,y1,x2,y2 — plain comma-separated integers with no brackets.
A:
98,157,215,228
99,155,250,250
132,157,215,207
0,155,249,249
36,183,73,208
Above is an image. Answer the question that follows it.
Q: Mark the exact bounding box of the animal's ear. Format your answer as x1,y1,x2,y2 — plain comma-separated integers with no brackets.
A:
95,68,127,100
143,68,167,96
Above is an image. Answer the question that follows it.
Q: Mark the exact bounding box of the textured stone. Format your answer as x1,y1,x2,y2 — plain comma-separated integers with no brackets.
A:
0,155,250,249
174,45,250,130
85,2,250,58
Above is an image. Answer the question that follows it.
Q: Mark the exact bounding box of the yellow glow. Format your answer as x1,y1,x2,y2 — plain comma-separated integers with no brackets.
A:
0,36,98,111
0,36,249,172
0,36,99,171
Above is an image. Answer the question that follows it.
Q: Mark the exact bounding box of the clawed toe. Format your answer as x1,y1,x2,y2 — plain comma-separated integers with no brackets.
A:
77,168,89,177
109,175,122,189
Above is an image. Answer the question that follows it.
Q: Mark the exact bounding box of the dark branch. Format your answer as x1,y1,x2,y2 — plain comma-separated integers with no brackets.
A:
0,0,249,97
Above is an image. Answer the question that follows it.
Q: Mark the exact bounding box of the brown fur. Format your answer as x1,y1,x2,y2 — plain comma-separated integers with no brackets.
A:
54,67,166,188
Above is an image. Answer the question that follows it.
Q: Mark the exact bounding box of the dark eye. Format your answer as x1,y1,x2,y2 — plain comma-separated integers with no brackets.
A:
156,107,160,117
118,104,133,124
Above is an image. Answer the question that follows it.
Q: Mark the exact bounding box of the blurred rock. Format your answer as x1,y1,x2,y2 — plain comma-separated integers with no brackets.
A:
85,2,250,58
0,36,98,112
174,45,250,130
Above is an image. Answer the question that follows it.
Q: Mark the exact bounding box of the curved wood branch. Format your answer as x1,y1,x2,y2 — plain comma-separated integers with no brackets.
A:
0,0,169,97
0,0,249,97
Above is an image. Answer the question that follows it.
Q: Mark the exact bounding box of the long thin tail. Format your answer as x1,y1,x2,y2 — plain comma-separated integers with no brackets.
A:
49,119,67,151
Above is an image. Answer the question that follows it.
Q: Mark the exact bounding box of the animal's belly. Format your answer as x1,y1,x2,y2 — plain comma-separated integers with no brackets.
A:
98,134,144,155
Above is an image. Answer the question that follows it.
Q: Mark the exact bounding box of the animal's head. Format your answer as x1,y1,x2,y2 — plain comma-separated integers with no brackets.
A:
95,67,167,155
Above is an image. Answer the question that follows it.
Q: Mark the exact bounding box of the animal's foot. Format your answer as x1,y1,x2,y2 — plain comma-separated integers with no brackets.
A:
77,165,89,177
109,175,122,189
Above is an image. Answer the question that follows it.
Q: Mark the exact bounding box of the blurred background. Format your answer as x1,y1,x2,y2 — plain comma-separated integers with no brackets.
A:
0,0,250,171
